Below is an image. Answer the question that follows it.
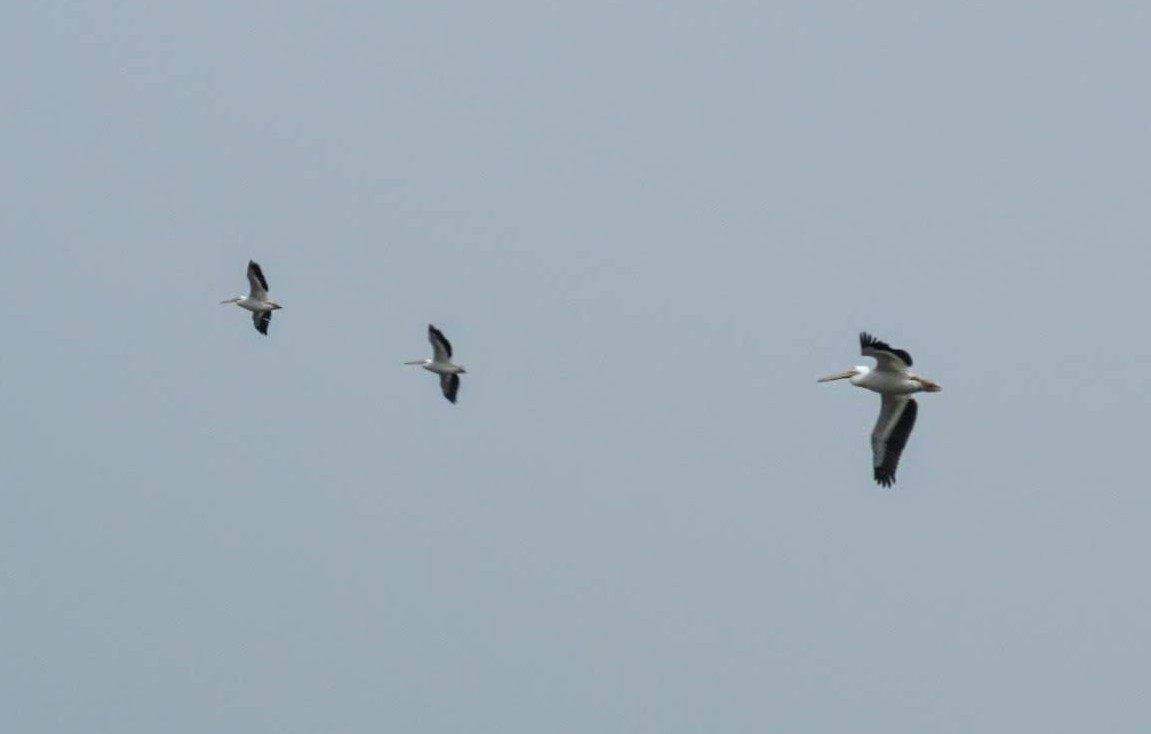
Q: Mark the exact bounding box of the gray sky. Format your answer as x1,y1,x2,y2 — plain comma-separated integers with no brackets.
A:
3,2,1151,731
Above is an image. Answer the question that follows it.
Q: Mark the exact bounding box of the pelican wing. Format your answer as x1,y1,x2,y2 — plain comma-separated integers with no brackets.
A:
253,310,272,335
871,396,917,487
860,331,913,373
440,373,460,404
428,324,453,361
247,260,270,300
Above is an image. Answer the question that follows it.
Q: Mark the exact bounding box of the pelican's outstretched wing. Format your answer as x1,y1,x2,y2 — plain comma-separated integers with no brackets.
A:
871,396,917,487
247,261,270,301
860,332,913,373
440,373,460,404
253,310,272,335
428,324,453,362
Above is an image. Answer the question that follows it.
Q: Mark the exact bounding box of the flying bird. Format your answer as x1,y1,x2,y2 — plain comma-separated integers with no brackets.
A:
220,260,282,335
405,324,467,404
818,332,941,487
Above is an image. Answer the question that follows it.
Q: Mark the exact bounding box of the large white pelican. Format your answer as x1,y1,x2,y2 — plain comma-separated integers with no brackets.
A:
819,332,941,487
220,260,282,335
405,324,467,404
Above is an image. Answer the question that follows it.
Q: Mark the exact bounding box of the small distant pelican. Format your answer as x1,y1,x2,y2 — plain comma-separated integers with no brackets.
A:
220,260,282,335
819,332,941,487
405,324,467,404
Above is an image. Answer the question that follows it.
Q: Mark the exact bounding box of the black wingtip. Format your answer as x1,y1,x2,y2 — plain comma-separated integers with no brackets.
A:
873,471,896,488
440,373,460,404
860,331,913,367
253,311,271,335
860,331,884,351
247,260,270,293
428,324,454,358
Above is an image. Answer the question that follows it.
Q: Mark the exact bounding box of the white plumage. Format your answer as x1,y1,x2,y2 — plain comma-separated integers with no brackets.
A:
819,332,941,487
220,260,282,335
405,324,467,404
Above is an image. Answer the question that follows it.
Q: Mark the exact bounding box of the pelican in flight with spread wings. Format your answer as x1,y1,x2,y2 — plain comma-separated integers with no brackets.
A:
405,324,467,404
220,260,282,335
819,332,941,487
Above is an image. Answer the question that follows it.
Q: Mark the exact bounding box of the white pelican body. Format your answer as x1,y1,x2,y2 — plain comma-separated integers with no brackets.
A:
221,260,282,335
839,366,927,396
406,324,466,404
819,332,941,487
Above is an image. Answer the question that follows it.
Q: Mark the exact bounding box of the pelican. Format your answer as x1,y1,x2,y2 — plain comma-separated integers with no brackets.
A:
220,260,282,335
819,332,941,487
405,324,466,404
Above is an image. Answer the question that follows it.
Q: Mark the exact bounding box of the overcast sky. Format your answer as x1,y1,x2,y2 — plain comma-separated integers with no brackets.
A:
3,2,1151,732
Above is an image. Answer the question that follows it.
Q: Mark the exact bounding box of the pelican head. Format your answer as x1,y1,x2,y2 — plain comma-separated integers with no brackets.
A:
220,297,242,305
818,366,868,383
404,359,430,366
